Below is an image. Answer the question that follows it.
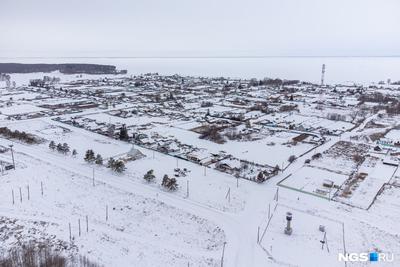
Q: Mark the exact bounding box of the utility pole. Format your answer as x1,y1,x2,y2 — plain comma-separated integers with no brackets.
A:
225,188,231,203
186,180,189,198
9,144,15,169
69,223,72,242
221,242,227,267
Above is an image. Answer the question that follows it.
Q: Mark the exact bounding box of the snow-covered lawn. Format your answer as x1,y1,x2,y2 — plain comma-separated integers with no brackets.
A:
279,166,348,199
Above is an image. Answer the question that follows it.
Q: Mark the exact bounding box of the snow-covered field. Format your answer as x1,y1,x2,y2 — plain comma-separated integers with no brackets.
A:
1,72,400,266
0,150,226,266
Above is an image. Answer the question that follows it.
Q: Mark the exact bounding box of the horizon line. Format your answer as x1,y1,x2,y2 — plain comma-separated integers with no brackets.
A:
0,55,400,60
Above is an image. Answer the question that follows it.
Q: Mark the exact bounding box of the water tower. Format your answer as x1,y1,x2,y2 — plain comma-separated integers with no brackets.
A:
284,212,293,235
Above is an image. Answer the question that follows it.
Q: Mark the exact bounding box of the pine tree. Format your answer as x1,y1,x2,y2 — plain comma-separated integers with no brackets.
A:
273,165,280,174
95,154,103,165
144,169,155,182
119,124,129,140
72,149,78,157
49,141,56,150
256,171,265,182
84,149,95,162
56,143,63,153
113,160,126,173
62,143,70,154
162,174,178,191
107,157,115,168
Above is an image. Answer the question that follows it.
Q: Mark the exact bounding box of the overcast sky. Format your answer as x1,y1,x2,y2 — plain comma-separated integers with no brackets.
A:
1,0,399,57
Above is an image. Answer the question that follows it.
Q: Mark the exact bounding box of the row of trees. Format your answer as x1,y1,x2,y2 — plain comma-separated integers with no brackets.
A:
143,170,178,191
0,127,39,144
84,150,125,172
84,149,103,165
0,242,101,267
49,141,77,156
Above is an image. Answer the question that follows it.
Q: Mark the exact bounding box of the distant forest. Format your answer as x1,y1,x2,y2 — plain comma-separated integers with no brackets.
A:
0,63,123,74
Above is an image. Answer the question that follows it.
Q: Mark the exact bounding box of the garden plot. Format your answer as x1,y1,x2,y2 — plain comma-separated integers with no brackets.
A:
259,204,345,267
309,141,369,175
0,149,226,267
334,158,396,209
0,119,130,158
278,166,348,199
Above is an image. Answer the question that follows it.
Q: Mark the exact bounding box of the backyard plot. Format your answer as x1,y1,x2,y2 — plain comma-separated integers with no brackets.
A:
334,158,396,209
278,166,348,199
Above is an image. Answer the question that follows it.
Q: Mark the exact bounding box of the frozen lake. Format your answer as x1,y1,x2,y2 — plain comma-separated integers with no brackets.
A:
1,56,400,85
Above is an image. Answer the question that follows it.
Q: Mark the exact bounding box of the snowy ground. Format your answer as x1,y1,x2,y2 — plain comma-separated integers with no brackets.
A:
1,74,400,266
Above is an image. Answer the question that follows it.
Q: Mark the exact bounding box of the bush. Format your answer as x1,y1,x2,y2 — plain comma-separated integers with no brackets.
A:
288,155,296,163
144,170,155,182
311,153,322,160
0,242,101,267
95,154,103,165
199,126,225,144
256,172,265,182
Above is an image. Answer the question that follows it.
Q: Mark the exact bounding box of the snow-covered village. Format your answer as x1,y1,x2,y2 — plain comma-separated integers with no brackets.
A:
1,0,400,266
0,65,399,266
